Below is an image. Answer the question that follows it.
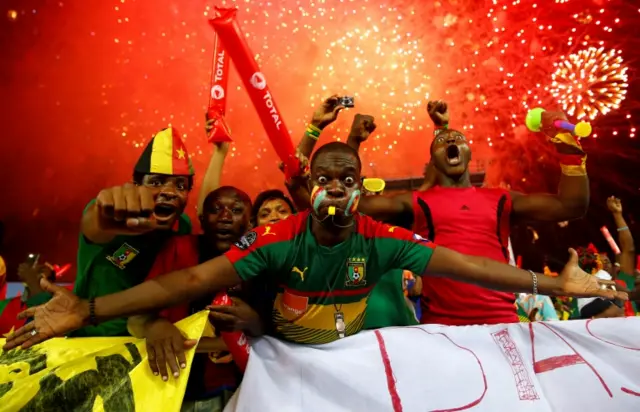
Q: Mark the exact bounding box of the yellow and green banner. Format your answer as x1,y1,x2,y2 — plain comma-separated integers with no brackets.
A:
0,312,209,412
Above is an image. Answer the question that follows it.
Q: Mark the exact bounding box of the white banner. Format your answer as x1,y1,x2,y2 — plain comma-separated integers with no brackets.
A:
226,318,640,412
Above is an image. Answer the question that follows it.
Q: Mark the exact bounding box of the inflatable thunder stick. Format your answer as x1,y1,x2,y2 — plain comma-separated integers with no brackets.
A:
600,226,621,255
526,108,592,138
211,291,250,371
209,8,300,179
207,29,232,143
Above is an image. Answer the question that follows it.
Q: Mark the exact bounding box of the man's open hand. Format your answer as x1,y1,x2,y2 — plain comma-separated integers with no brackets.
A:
143,318,197,381
557,248,628,300
3,278,87,350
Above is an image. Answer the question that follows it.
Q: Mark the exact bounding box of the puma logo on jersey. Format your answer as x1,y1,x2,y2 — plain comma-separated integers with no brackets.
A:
291,266,308,281
263,226,276,236
388,226,397,232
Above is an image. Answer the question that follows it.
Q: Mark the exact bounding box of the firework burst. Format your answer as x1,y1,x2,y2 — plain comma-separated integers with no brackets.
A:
548,47,628,121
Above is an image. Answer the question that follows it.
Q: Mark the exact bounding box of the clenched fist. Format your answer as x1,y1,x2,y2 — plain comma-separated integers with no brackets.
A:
606,196,622,215
95,183,160,233
348,114,377,143
427,100,449,127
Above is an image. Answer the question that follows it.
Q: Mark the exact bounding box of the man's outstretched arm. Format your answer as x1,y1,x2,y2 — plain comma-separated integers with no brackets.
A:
100,256,240,322
423,245,623,299
2,256,241,350
358,192,414,223
382,222,625,299
425,246,557,294
510,172,589,222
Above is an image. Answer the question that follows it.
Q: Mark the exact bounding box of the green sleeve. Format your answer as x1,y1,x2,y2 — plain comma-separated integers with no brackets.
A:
225,237,290,282
74,200,103,296
617,272,636,290
75,203,191,296
176,214,192,235
0,298,11,316
617,272,638,313
377,235,435,276
231,245,284,282
25,292,52,307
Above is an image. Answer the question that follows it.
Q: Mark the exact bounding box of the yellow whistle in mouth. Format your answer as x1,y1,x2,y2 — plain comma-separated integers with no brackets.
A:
328,206,336,216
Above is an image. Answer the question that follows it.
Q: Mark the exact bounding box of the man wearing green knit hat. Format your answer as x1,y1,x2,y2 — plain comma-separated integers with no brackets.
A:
71,127,195,337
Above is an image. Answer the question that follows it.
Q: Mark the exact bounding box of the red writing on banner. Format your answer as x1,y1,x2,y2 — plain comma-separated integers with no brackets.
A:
586,319,640,398
408,327,488,412
374,331,403,412
491,329,539,401
529,323,612,397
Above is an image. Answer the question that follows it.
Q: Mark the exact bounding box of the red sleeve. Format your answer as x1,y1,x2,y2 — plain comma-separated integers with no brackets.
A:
224,211,309,264
145,236,199,323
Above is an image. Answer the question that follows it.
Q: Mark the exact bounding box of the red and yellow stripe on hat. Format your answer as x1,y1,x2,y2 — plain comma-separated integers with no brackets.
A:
134,127,195,176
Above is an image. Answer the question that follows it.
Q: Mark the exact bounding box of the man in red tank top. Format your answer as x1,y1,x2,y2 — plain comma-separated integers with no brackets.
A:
357,101,590,326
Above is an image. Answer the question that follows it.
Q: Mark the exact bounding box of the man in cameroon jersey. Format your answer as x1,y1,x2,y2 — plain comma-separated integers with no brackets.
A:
4,143,624,351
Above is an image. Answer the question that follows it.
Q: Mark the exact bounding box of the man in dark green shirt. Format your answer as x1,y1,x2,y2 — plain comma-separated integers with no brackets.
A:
72,127,194,336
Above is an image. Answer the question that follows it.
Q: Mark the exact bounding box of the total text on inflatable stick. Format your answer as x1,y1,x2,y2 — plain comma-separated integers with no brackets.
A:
209,8,300,178
207,30,232,143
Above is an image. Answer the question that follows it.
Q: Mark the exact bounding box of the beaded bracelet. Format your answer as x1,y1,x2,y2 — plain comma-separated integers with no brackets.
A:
305,124,322,140
89,298,98,326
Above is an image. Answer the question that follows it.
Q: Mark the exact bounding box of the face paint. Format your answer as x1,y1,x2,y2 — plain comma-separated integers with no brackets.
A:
344,190,361,216
310,185,327,215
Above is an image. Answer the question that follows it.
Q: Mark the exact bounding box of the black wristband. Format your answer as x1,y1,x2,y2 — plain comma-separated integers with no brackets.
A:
89,298,98,326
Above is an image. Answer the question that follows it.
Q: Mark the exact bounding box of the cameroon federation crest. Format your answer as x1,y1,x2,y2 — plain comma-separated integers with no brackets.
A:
345,257,367,287
106,243,139,269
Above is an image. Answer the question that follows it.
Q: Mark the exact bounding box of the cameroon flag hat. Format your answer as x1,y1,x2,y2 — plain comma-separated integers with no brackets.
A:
134,127,195,176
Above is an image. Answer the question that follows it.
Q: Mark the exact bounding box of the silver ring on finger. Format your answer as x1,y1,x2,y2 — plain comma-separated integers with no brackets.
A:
31,329,38,336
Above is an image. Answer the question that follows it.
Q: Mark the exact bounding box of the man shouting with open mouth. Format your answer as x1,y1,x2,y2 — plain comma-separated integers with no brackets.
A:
71,127,194,337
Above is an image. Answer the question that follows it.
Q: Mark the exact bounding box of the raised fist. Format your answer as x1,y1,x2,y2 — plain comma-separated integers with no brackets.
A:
95,183,160,233
348,114,377,143
427,100,449,127
606,196,622,214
